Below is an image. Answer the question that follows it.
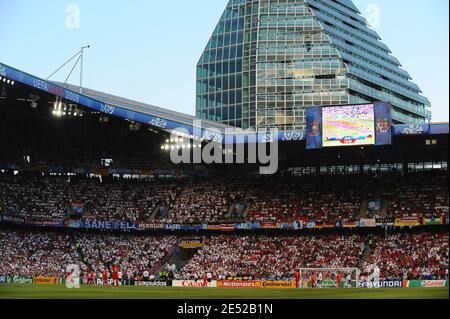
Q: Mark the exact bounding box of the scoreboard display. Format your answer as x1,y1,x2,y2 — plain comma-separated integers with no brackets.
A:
306,102,392,149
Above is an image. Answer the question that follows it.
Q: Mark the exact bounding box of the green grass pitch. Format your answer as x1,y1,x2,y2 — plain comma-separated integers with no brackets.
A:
0,284,448,299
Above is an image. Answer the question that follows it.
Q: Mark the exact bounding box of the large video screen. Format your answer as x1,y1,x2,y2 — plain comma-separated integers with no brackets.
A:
322,104,375,147
306,102,392,149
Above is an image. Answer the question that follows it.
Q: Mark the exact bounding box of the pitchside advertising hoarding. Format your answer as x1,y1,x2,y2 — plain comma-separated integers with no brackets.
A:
172,280,218,288
1,276,448,289
306,102,392,149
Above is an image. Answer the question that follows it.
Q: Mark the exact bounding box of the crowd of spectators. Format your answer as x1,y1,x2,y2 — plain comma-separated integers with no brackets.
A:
382,171,449,219
0,229,177,279
0,229,447,281
245,175,377,223
164,180,245,224
180,235,366,280
363,233,449,280
76,233,177,276
0,175,69,223
0,229,79,277
71,177,176,222
0,170,448,224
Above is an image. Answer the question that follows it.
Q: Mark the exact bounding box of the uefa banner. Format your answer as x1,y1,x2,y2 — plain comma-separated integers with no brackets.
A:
394,124,429,136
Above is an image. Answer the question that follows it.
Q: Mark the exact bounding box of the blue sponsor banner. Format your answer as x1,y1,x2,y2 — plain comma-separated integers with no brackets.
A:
65,219,85,229
1,215,25,224
163,224,204,231
277,222,291,229
0,63,202,137
374,102,392,145
394,124,429,135
83,220,138,230
306,221,316,229
163,224,180,230
28,220,64,227
430,123,449,135
306,106,323,149
234,222,261,230
235,223,249,230
3,63,448,144
388,123,448,136
180,224,203,231
248,222,261,230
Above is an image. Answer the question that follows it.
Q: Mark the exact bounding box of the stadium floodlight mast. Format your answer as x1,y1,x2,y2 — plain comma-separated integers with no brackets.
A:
79,45,90,93
46,45,91,93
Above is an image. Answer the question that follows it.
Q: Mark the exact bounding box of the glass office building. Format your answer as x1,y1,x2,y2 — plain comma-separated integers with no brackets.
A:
196,0,431,131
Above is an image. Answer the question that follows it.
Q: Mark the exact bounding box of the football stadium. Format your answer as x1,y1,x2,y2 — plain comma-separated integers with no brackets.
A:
0,62,448,299
0,0,449,301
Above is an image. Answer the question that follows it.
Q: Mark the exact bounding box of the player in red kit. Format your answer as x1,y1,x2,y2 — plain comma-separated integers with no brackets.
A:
294,270,301,288
89,270,95,285
310,273,316,288
203,273,208,287
112,265,120,288
102,268,108,286
336,272,343,288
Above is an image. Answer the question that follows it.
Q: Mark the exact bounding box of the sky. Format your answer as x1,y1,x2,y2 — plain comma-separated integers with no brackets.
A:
0,0,448,122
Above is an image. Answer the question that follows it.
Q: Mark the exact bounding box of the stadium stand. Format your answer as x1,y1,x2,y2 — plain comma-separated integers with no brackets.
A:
0,229,79,277
179,235,366,280
0,175,69,224
0,62,448,290
0,170,448,224
0,229,447,281
362,233,449,280
75,233,177,276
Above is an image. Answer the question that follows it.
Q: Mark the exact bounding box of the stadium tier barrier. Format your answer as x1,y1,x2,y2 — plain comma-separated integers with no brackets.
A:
1,215,448,232
0,276,447,289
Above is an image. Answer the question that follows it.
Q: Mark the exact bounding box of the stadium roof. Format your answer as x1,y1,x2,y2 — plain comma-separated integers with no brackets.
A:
55,81,234,134
0,62,448,144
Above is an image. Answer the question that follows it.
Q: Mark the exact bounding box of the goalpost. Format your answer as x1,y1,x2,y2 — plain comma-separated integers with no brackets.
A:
298,268,360,288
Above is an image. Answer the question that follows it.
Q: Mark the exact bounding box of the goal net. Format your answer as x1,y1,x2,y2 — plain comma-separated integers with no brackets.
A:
298,268,360,288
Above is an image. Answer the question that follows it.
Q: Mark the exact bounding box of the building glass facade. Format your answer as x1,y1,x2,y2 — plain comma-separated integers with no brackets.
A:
196,0,431,131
